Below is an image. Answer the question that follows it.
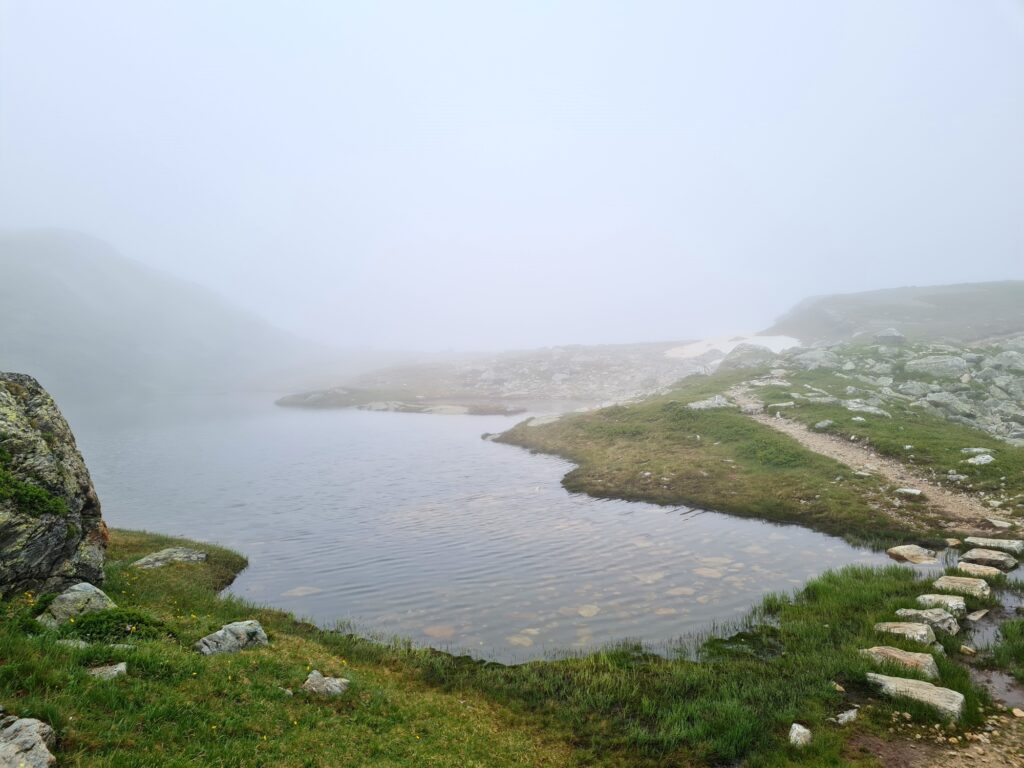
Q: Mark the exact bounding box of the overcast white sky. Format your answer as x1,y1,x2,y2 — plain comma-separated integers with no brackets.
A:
1,1,1023,351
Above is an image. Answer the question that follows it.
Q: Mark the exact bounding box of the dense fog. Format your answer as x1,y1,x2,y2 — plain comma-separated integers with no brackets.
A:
2,1,1023,354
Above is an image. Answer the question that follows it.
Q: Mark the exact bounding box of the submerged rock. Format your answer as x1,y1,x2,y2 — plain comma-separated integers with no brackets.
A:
859,646,939,680
131,547,208,569
194,620,268,655
0,372,107,597
865,673,964,720
37,582,116,629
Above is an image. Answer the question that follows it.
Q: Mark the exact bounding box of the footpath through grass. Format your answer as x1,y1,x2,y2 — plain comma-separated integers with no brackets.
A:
498,372,930,546
0,530,999,767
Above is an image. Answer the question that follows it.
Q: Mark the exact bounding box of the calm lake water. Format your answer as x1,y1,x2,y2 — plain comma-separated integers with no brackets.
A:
72,395,895,662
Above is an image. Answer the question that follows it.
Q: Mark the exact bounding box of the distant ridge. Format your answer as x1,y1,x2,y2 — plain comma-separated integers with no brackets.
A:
0,229,339,408
764,281,1024,344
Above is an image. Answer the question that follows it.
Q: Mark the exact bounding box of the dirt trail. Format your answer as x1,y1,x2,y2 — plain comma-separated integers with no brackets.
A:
728,385,999,532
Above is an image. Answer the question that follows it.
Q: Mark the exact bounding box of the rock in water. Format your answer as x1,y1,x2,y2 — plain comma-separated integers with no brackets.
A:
194,620,268,655
302,670,350,696
886,544,937,564
788,723,811,747
131,547,208,569
894,608,959,635
962,537,1024,556
859,646,940,680
959,548,1018,570
932,575,991,599
0,373,107,597
956,561,1002,578
915,594,966,617
865,673,964,720
0,712,57,767
37,582,116,628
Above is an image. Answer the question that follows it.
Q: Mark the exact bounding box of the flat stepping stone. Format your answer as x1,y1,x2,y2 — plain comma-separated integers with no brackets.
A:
866,673,964,720
873,622,935,645
915,594,966,617
963,537,1024,556
860,646,939,680
966,609,988,622
894,608,959,635
132,547,208,569
886,545,937,564
88,662,127,680
933,575,991,599
37,583,116,629
956,561,1002,578
194,620,268,656
960,548,1018,570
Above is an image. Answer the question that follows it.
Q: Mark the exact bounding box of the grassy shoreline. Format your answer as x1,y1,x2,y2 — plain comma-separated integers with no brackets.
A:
1,529,1006,766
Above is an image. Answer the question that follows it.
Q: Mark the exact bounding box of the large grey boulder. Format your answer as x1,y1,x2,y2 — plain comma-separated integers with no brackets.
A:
37,582,116,628
866,674,964,720
194,620,268,655
131,547,208,569
0,373,107,597
0,710,57,767
904,356,968,380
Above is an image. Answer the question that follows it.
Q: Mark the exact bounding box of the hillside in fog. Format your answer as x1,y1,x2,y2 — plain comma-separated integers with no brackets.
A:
0,230,386,407
764,282,1024,344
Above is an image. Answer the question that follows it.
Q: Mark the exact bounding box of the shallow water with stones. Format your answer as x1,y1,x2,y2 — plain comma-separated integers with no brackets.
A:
73,394,924,663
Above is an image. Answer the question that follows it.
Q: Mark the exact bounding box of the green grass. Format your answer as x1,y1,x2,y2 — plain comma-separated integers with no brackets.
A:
988,619,1024,683
1,530,998,767
498,371,938,546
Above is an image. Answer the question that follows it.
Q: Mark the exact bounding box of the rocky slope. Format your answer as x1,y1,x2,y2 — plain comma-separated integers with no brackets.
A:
0,372,106,596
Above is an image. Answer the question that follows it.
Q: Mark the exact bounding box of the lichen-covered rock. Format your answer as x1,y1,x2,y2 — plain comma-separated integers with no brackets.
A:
860,646,940,679
915,594,966,617
0,372,107,597
0,711,57,767
933,575,991,599
37,582,116,628
960,547,1018,570
894,608,959,635
131,547,208,569
194,620,268,655
88,662,127,680
873,622,935,645
866,674,964,720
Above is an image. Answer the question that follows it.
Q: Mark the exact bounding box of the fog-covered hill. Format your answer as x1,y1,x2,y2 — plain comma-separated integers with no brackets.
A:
764,282,1024,344
0,230,368,408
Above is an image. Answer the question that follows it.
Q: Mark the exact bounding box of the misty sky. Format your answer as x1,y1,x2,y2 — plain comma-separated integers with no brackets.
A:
1,1,1023,351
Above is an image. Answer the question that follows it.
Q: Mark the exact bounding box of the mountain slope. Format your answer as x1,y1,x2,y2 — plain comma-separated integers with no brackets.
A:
764,282,1024,344
0,230,328,406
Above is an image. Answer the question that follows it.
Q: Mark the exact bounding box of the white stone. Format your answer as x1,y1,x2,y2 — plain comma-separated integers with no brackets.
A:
956,561,1003,578
932,575,991,599
788,723,811,747
302,670,350,696
915,594,966,617
886,545,937,564
860,646,939,680
88,662,127,680
865,673,964,720
894,608,959,635
963,537,1024,555
966,454,994,466
194,620,268,655
873,622,935,645
960,548,1018,570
